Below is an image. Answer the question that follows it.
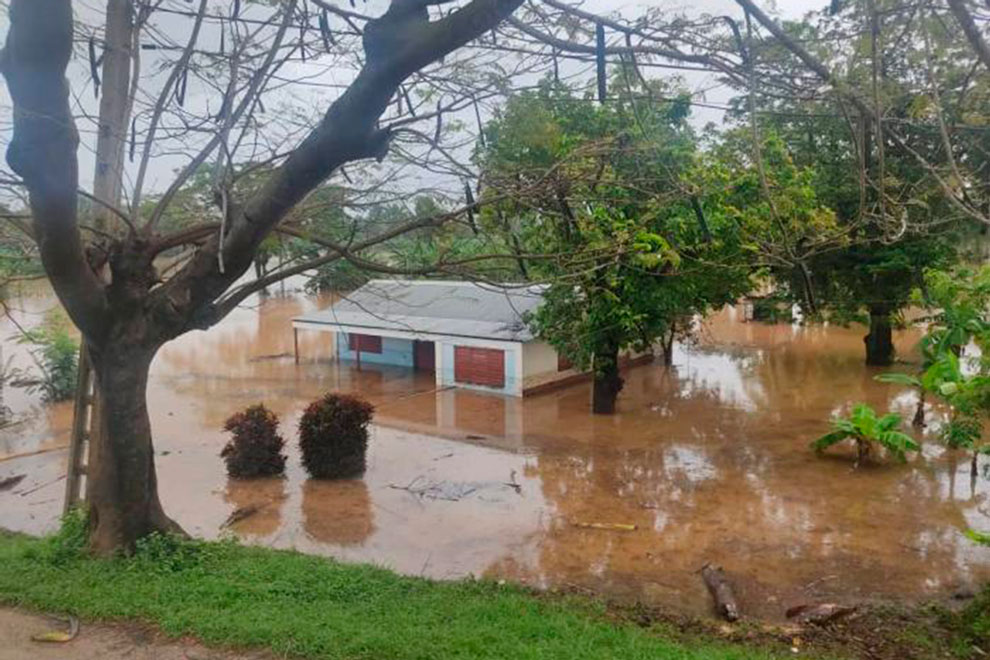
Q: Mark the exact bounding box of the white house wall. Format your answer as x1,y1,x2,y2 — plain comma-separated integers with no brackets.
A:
522,341,559,378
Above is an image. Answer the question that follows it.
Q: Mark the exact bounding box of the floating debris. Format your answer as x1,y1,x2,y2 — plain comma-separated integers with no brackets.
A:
0,474,25,492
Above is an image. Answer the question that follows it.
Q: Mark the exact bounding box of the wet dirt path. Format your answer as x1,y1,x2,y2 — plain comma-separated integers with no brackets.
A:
0,284,988,621
0,608,270,659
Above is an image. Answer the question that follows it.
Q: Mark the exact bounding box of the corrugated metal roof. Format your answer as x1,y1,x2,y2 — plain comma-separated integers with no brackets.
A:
293,280,546,342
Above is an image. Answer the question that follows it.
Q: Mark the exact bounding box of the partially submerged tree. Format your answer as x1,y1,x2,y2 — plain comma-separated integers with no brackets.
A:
479,82,752,413
724,0,971,365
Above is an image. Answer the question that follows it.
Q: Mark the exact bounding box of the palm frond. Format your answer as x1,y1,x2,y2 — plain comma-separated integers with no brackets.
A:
812,429,851,453
875,372,922,387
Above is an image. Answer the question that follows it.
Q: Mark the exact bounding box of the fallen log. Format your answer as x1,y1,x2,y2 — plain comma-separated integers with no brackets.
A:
702,563,740,622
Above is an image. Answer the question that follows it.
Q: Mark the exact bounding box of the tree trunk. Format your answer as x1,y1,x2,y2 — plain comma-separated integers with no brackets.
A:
86,342,183,556
855,438,869,468
912,389,926,427
592,346,623,415
864,304,894,366
661,325,676,367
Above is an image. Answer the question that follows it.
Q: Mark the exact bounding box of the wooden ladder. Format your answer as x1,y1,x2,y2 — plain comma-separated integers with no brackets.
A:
63,348,95,514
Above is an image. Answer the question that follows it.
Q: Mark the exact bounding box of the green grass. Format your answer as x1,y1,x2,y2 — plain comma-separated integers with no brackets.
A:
0,517,787,660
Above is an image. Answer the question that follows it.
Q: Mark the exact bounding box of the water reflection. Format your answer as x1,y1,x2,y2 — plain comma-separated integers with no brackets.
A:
223,477,287,537
302,479,375,546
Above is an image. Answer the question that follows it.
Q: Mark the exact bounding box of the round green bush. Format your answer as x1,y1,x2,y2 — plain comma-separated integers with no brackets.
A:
298,393,374,479
221,404,287,477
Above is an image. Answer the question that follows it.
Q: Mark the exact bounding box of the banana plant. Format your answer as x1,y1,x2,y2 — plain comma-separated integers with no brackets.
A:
876,371,927,426
812,403,919,468
923,353,989,476
879,268,990,477
966,529,990,547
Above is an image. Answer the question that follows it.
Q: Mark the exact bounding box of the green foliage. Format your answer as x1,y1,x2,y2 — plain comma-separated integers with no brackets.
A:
719,3,966,334
220,404,287,478
479,81,753,388
940,585,990,654
25,507,89,565
0,244,41,280
965,529,990,547
132,533,240,574
813,403,919,465
914,266,990,358
875,372,922,388
528,206,687,375
880,267,990,458
303,258,370,294
804,239,955,329
15,313,79,403
750,295,794,324
298,393,374,479
0,531,793,660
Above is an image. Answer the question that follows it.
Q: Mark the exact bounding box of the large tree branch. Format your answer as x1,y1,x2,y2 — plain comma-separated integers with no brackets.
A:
947,0,990,73
505,17,730,76
153,0,524,339
1,0,109,340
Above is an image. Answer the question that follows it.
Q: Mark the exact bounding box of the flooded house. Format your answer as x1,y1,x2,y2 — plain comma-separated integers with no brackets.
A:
292,279,574,396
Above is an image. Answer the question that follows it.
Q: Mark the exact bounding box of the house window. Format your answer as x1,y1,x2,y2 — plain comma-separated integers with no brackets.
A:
348,333,382,354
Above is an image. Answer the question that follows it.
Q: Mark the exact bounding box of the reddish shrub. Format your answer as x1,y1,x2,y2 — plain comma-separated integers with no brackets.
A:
220,404,287,477
298,393,374,479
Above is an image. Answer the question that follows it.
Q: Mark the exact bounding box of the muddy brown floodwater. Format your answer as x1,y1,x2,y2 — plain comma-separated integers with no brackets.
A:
0,283,988,621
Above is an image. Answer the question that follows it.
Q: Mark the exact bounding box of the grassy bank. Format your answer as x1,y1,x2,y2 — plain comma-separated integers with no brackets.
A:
0,519,787,660
0,517,986,659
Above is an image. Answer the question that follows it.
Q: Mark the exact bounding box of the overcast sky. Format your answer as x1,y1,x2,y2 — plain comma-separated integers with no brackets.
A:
0,0,828,202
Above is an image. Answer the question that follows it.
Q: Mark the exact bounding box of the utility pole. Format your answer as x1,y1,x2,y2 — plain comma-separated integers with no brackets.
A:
64,0,136,512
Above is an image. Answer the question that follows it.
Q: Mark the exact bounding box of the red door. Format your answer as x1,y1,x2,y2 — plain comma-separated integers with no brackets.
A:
454,346,505,388
413,340,435,372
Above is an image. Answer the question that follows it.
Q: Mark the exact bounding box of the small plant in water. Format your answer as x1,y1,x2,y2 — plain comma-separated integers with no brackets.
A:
299,393,374,479
13,313,78,403
813,403,919,467
966,529,990,547
221,404,287,477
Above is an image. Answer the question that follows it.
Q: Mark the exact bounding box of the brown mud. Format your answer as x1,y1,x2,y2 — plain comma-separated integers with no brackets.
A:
0,284,988,623
0,607,271,659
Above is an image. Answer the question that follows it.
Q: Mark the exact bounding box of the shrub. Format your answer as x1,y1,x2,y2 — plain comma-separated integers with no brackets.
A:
15,314,79,403
25,506,89,565
221,404,286,477
299,393,374,479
